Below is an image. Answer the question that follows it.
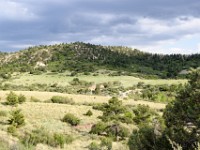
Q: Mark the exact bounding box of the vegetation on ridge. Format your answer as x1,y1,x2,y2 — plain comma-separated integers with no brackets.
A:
0,42,200,78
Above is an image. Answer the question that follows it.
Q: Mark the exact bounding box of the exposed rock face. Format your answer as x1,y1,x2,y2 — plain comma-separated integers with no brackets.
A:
35,61,46,68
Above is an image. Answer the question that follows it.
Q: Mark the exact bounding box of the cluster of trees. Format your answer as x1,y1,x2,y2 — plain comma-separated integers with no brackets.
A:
129,70,200,150
138,83,183,102
1,42,200,78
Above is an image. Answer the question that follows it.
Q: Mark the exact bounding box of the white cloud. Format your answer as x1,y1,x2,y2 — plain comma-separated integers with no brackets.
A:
0,0,37,21
1,0,200,54
136,16,200,37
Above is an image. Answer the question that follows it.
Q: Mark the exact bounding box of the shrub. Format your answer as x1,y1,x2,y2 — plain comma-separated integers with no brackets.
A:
105,123,129,140
62,113,80,126
22,128,53,147
90,122,107,135
8,109,25,128
90,122,129,140
100,137,112,150
84,110,93,116
7,125,17,135
51,96,75,105
100,97,125,122
92,103,105,111
132,104,158,125
163,69,200,150
119,111,134,124
6,91,18,106
18,94,26,104
88,142,100,150
117,125,129,140
22,128,73,148
128,124,168,150
53,133,65,148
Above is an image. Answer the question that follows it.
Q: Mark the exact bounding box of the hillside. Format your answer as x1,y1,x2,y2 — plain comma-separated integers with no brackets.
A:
0,42,200,78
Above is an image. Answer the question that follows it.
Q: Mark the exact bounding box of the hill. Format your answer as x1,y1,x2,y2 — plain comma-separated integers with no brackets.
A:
0,42,200,78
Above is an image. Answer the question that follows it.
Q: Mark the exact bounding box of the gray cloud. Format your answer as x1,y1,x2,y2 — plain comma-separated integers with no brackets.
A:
1,0,200,53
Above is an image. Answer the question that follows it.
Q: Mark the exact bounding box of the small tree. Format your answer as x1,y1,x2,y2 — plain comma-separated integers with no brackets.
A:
163,70,200,150
84,110,93,116
8,109,25,128
6,91,18,106
18,94,26,104
100,97,125,121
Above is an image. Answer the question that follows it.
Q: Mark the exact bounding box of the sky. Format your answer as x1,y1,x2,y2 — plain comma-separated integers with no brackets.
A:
1,0,200,54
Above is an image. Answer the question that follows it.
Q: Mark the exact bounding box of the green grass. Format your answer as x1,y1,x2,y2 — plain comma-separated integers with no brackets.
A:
6,72,187,88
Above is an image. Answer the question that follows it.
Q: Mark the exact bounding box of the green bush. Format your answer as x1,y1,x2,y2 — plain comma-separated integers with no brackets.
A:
53,133,65,148
6,92,26,105
92,103,105,111
8,109,25,128
105,123,129,140
99,97,125,122
7,125,17,135
22,128,73,148
62,113,80,126
88,138,112,150
22,128,53,147
163,70,200,150
90,122,129,140
132,104,158,125
84,110,93,116
117,125,129,140
88,142,100,150
18,94,26,104
100,137,112,150
6,91,18,106
119,111,134,124
90,122,107,135
51,96,75,105
128,124,168,150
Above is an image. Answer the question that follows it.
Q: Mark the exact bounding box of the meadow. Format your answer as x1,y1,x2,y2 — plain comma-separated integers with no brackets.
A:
0,89,165,149
5,72,187,87
0,71,188,150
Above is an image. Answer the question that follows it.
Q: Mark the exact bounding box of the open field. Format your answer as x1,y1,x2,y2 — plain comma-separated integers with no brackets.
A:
5,72,187,88
0,102,103,150
0,90,166,110
0,72,184,149
0,90,147,150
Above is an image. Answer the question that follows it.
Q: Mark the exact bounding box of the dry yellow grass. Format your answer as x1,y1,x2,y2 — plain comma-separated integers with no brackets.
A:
0,90,165,149
0,90,166,110
6,72,187,87
0,102,103,149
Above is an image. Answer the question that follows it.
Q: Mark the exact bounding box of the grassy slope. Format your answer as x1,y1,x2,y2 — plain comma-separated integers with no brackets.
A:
5,72,187,87
0,71,183,149
0,91,166,109
0,90,165,149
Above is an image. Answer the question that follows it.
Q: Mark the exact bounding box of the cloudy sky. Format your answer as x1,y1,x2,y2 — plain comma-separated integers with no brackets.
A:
1,0,200,54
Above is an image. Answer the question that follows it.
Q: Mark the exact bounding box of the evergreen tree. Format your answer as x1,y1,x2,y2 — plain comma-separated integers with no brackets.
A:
163,69,200,150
